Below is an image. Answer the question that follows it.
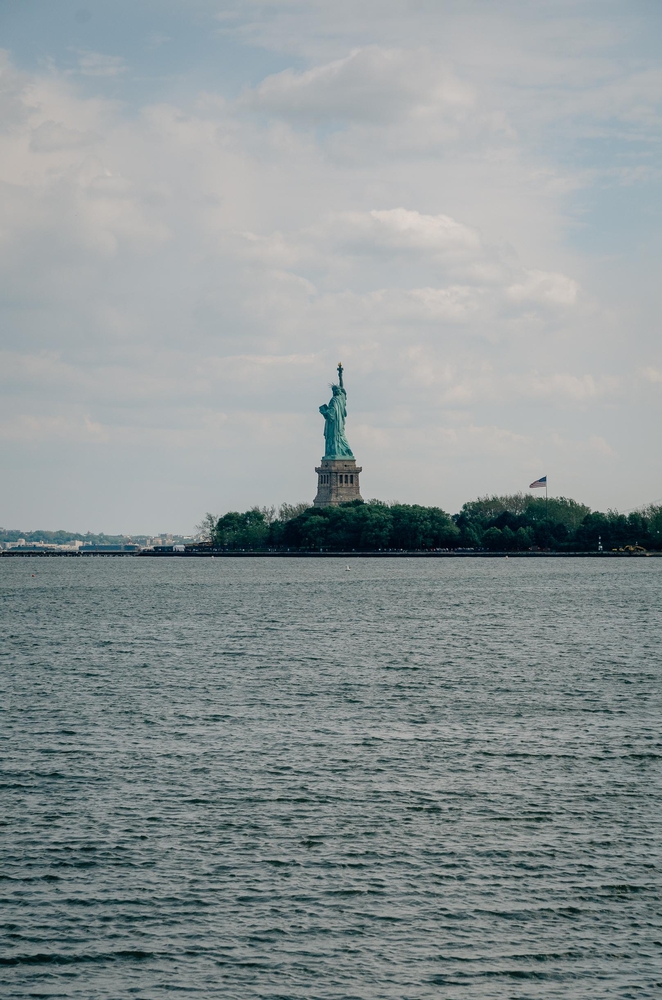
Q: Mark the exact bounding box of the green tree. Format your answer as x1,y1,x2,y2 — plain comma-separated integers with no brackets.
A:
359,505,392,549
281,500,456,551
459,525,482,548
514,526,533,550
213,508,270,549
482,527,503,550
297,512,329,549
639,505,662,549
196,512,218,544
278,502,310,522
501,526,516,550
390,504,456,549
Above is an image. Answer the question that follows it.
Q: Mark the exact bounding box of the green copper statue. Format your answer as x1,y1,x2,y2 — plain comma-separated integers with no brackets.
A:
319,363,354,459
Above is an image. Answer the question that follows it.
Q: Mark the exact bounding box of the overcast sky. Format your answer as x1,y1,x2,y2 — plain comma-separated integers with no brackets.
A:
1,0,661,533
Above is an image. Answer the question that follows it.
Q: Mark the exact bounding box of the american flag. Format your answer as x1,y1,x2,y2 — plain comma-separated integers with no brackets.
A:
529,476,547,489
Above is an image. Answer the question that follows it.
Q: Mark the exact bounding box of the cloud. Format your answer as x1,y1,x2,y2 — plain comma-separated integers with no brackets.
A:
438,371,619,405
239,45,473,123
0,49,33,129
506,270,579,307
76,50,127,78
355,419,531,461
236,207,581,334
147,33,172,50
29,119,99,152
318,208,482,257
588,434,616,457
0,412,108,443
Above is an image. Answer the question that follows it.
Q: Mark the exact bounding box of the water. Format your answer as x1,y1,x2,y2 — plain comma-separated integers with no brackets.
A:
1,557,661,999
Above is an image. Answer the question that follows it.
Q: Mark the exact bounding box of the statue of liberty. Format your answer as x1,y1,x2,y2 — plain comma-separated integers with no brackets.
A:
319,363,354,459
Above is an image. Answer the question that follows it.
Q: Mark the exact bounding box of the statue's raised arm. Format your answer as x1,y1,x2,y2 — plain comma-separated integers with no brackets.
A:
319,362,354,459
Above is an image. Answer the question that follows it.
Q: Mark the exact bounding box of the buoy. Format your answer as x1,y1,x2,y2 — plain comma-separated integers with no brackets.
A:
345,565,350,570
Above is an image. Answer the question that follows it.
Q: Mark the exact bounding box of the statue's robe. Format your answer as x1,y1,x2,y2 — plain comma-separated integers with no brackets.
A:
320,387,354,458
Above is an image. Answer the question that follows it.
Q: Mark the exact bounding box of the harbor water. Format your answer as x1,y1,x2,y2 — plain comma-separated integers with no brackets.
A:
1,557,661,998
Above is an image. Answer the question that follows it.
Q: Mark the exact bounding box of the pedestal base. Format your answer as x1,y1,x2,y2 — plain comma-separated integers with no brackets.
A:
314,458,363,507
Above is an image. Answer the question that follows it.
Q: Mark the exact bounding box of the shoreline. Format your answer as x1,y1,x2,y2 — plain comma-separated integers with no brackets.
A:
1,550,659,559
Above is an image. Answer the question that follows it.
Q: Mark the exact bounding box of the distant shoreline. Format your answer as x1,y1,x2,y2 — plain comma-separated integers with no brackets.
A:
2,550,659,559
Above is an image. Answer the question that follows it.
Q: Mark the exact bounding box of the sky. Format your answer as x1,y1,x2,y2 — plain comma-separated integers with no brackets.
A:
1,0,661,533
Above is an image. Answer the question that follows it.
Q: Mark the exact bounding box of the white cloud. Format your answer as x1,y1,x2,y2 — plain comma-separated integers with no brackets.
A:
507,269,579,307
239,45,473,123
320,208,482,257
147,33,172,50
76,51,128,78
29,119,100,152
355,419,531,461
439,372,619,405
588,434,616,457
0,49,33,128
234,207,581,336
0,412,108,443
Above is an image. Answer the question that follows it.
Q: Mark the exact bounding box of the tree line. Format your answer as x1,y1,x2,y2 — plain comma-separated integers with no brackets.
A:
200,495,662,552
0,528,134,546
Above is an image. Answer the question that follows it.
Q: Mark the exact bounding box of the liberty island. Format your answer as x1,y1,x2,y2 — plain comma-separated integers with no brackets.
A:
314,363,363,506
4,362,660,556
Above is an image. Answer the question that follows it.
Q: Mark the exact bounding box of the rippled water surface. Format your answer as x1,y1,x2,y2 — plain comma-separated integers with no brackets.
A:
2,557,661,998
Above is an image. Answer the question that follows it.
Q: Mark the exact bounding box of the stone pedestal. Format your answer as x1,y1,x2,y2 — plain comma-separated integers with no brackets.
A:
314,458,363,507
